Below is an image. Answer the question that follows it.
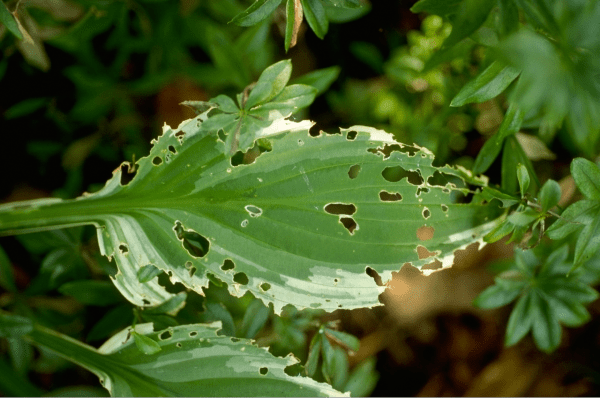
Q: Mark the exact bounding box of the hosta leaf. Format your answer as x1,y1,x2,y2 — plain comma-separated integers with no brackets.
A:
0,114,502,314
25,322,344,397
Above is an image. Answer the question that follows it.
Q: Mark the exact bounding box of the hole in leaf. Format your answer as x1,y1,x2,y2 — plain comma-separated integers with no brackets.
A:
231,141,271,167
347,131,357,140
324,203,356,216
175,131,185,141
348,164,361,179
142,299,151,305
217,130,226,142
260,282,271,291
159,330,173,340
423,259,443,271
422,208,431,219
189,331,198,337
368,143,419,158
427,171,465,188
284,363,303,376
152,156,163,166
417,225,435,241
119,244,129,254
381,166,423,185
221,259,235,271
168,145,177,154
417,245,436,259
441,204,448,212
416,187,430,196
245,205,263,218
259,367,268,375
233,272,249,285
340,217,358,234
379,190,402,202
174,222,210,258
230,337,240,342
188,266,197,278
365,267,383,286
120,163,137,186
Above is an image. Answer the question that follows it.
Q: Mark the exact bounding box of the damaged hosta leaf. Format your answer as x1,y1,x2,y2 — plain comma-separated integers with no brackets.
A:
24,322,344,397
0,113,502,313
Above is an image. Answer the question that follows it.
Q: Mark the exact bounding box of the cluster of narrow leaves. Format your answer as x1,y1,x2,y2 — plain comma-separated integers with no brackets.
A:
482,163,561,248
414,0,600,157
474,245,598,352
305,324,377,395
547,159,600,269
230,0,368,51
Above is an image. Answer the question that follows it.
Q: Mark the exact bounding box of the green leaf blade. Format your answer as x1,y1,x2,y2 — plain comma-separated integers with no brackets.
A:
245,59,293,109
301,0,329,39
0,1,23,39
230,0,284,27
450,60,520,107
571,158,600,200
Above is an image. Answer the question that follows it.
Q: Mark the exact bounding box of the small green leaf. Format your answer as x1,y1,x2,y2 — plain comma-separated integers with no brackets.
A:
517,164,530,198
58,280,123,306
0,245,16,292
344,357,378,397
284,0,300,52
497,0,520,36
329,346,349,391
410,0,462,15
203,301,236,336
132,331,162,355
574,216,600,267
546,200,599,240
230,0,284,27
505,292,533,346
250,84,317,120
137,264,163,283
571,158,600,200
0,1,23,39
484,219,515,243
442,0,495,49
530,290,562,352
450,61,520,107
0,313,33,338
291,66,341,96
320,331,334,382
301,0,329,39
502,135,538,195
473,281,523,309
211,94,240,113
473,103,524,174
481,187,520,208
538,179,561,213
239,299,270,339
305,333,322,377
144,292,187,316
245,59,293,109
324,328,360,352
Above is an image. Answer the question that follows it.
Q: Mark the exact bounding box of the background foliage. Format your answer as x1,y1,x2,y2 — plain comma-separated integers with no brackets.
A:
1,0,600,396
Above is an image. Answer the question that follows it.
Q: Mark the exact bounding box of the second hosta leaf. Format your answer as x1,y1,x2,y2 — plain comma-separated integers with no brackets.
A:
0,113,502,313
